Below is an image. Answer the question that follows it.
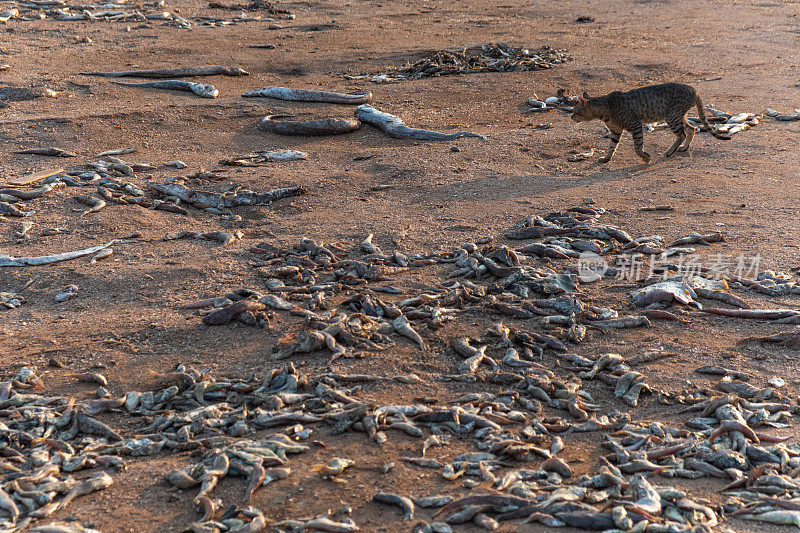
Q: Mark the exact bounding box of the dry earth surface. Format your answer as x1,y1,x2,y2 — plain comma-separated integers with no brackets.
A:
2,0,800,531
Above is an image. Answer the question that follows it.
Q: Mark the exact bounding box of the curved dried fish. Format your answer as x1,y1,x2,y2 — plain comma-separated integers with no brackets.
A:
355,104,486,141
373,492,415,520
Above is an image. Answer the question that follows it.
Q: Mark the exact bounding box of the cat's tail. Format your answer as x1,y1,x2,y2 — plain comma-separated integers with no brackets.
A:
695,96,731,140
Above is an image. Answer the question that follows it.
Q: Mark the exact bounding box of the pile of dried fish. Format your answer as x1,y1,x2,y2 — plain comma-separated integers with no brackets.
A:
525,89,578,114
7,203,800,532
188,204,799,358
1,148,306,226
687,106,759,136
348,43,572,82
2,0,292,27
0,367,120,530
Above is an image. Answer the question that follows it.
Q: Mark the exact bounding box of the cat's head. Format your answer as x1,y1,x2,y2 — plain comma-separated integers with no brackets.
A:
570,92,595,122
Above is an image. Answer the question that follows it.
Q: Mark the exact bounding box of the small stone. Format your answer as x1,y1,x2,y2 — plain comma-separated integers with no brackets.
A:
54,284,79,303
768,377,785,388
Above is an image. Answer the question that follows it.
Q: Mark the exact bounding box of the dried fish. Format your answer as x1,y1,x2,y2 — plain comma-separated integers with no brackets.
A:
14,148,76,157
221,150,308,165
242,86,372,103
58,472,113,509
312,458,354,479
764,108,800,121
0,201,32,217
669,231,724,247
567,149,595,162
257,115,362,136
703,307,800,320
393,316,425,349
82,65,248,78
0,241,118,267
0,182,65,200
373,492,415,520
112,80,219,98
739,329,800,349
355,105,486,141
203,300,266,325
75,195,106,216
95,147,138,157
741,510,800,527
630,280,698,307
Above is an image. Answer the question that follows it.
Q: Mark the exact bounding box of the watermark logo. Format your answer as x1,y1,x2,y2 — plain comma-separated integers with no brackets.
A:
577,251,608,282
576,251,762,282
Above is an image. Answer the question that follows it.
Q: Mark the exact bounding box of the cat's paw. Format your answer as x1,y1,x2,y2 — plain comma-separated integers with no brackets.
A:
639,153,652,164
597,156,611,164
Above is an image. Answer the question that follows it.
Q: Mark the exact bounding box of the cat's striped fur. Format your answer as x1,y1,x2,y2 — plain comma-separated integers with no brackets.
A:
570,82,730,163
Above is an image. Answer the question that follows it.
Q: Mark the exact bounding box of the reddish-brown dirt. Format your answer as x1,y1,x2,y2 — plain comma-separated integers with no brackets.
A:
2,0,800,531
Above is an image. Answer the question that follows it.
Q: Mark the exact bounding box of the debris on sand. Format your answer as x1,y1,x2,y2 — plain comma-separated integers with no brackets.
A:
348,43,571,82
566,149,594,162
0,291,25,309
54,284,79,303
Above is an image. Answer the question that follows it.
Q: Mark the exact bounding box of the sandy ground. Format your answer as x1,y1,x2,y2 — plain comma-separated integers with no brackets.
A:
2,0,800,531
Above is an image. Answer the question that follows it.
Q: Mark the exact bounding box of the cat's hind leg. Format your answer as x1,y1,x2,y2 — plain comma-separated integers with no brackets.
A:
630,122,651,163
677,120,695,152
598,124,623,163
665,115,687,157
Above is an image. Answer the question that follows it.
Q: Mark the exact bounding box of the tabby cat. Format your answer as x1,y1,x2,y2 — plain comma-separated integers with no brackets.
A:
570,82,729,163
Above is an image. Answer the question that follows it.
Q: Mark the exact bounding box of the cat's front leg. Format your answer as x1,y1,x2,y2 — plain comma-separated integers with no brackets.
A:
598,124,622,163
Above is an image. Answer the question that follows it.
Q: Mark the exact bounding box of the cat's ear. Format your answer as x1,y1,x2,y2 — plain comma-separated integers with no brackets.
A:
582,91,590,99
578,95,587,105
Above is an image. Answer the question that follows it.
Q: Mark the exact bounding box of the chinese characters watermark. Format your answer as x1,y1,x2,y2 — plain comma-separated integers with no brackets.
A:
577,251,761,283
